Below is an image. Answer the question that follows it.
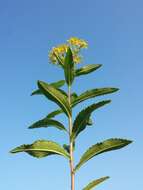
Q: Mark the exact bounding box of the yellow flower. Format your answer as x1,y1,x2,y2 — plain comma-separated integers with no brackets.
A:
68,37,88,48
53,44,68,54
49,44,68,65
48,51,57,64
73,54,82,64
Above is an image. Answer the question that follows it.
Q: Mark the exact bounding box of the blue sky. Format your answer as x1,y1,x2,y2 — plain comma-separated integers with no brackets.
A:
0,0,143,189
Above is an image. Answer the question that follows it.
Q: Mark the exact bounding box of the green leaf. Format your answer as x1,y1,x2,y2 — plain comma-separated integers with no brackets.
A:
38,81,71,117
75,64,102,77
71,100,111,141
72,87,119,107
28,118,67,132
10,140,70,159
64,48,74,86
82,176,109,190
75,138,132,171
31,80,65,96
46,109,63,118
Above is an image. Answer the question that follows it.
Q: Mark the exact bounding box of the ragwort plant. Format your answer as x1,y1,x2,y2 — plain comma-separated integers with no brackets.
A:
10,37,132,190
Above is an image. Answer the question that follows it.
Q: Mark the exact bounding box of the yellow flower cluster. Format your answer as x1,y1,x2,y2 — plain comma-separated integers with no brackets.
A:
49,44,68,64
48,37,88,65
73,54,81,63
52,44,68,54
68,37,88,48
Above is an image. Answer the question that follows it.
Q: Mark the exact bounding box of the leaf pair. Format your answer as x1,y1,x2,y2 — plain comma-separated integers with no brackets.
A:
30,84,118,135
36,80,118,117
10,138,132,173
30,81,118,136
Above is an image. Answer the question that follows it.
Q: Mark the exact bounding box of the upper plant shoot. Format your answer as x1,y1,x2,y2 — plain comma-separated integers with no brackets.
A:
10,37,132,190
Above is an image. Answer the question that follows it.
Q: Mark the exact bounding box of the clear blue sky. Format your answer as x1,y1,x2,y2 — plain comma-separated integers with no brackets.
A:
0,0,143,189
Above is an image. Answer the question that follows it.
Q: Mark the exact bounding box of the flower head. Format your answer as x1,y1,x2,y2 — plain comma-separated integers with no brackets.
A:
49,44,67,65
68,37,88,48
48,37,88,65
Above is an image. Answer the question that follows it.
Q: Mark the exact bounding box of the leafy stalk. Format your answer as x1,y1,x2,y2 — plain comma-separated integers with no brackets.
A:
10,37,133,190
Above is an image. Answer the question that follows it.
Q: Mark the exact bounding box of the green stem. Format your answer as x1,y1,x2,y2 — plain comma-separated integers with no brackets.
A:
68,85,75,190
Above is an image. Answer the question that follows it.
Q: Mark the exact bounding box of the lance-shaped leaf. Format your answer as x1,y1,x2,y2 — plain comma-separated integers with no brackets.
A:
75,64,102,77
46,109,63,118
71,100,111,141
31,80,65,96
82,176,109,190
64,48,74,86
38,81,71,117
75,138,132,171
28,118,67,132
72,88,119,107
10,140,70,159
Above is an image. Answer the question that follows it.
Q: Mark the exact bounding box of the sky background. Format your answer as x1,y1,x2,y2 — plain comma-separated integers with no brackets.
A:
0,0,143,189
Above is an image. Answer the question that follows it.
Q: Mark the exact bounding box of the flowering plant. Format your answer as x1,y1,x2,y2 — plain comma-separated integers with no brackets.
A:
10,37,132,190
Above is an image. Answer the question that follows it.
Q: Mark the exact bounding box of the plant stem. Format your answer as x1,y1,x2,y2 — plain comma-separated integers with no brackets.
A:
68,85,75,190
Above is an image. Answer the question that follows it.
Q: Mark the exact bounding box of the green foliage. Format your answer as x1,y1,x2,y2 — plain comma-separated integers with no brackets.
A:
10,140,70,159
10,37,132,190
46,109,63,118
75,64,102,77
82,176,109,190
75,138,132,171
